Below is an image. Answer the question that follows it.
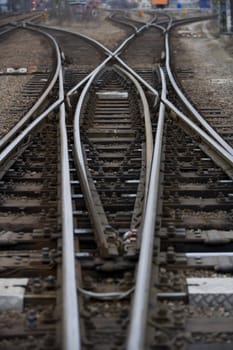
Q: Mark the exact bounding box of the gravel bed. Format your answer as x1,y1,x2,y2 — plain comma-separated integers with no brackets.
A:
0,28,54,137
171,20,233,128
0,75,33,136
45,12,128,50
0,28,53,70
45,10,153,50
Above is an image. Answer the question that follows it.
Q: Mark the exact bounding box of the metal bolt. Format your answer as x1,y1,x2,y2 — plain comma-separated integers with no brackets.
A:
167,246,175,263
26,310,37,329
45,275,56,289
159,268,168,284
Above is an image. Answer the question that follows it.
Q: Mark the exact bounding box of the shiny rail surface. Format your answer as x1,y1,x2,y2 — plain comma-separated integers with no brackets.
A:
0,12,232,350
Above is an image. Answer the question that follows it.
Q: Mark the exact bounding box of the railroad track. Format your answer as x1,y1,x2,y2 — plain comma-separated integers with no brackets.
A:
145,107,233,349
0,11,232,350
127,15,233,350
0,20,62,350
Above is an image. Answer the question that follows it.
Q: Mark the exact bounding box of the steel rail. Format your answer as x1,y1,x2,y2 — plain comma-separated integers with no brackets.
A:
127,66,167,350
165,29,233,155
73,65,111,254
0,25,60,151
59,66,81,350
117,65,153,200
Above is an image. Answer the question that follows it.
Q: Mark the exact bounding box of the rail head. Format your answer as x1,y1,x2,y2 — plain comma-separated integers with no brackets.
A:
73,64,113,256
59,65,81,350
127,66,167,350
117,64,153,200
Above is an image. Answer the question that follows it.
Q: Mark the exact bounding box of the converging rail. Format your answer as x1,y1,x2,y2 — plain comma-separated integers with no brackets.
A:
74,64,153,256
0,10,232,350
